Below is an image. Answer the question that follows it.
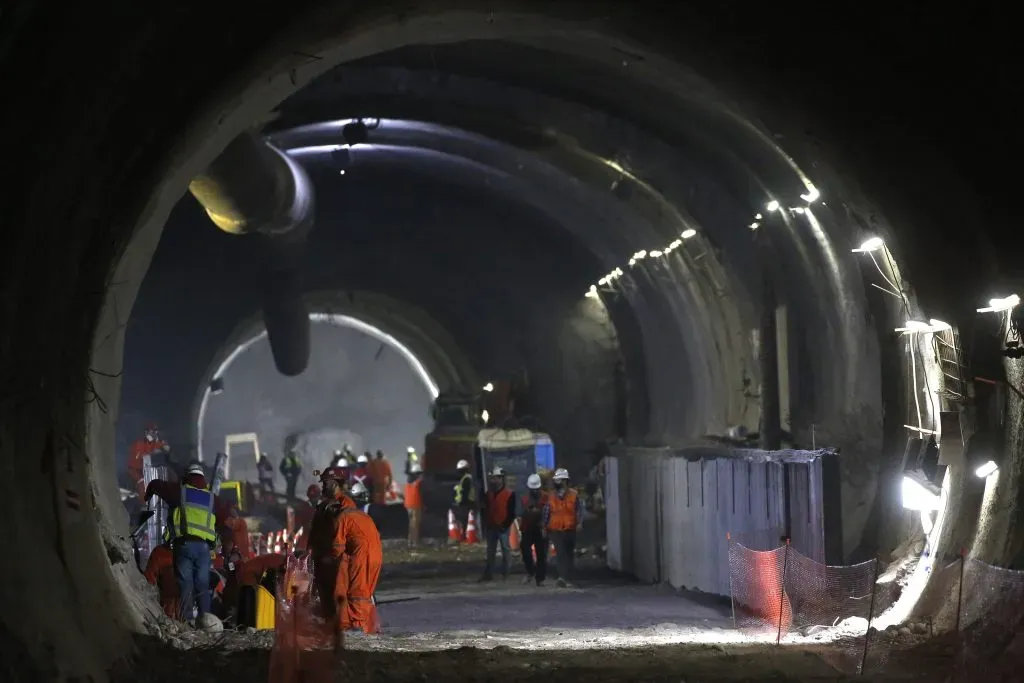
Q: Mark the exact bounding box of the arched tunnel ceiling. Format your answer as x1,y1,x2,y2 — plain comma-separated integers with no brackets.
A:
189,289,480,457
0,4,1020,682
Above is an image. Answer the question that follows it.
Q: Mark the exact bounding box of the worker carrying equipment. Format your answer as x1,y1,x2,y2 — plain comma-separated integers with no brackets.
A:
146,462,221,623
479,466,515,582
331,492,383,646
543,467,584,588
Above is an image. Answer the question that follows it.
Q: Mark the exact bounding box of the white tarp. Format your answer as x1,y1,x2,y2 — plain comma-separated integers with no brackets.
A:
477,428,536,450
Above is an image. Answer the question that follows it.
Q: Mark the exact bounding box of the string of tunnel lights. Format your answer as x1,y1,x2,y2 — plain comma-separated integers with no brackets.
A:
852,235,1020,481
583,184,822,300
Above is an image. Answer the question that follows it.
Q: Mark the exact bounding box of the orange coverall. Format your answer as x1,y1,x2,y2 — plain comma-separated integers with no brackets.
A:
144,544,179,618
367,458,393,505
331,499,383,633
128,438,168,498
309,491,356,620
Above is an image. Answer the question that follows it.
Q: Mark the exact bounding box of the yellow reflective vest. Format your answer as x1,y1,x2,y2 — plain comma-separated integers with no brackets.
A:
453,472,476,505
170,484,217,543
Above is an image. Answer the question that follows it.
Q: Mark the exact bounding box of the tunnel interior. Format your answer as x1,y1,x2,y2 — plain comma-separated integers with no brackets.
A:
0,4,1017,682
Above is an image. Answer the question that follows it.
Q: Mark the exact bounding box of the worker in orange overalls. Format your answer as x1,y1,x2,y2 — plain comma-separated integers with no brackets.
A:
331,481,383,646
144,541,179,618
404,462,424,547
308,467,355,625
293,484,320,551
221,502,252,560
543,468,585,588
128,422,169,499
368,450,393,505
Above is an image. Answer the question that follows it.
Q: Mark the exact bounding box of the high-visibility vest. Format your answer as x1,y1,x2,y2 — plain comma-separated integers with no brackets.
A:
453,473,476,505
170,484,217,543
546,488,579,532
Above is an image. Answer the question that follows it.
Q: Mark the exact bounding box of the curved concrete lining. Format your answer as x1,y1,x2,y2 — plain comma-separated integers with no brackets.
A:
0,4,998,682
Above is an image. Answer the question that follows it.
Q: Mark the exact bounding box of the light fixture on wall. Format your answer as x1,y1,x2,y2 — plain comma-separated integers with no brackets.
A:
482,382,494,392
481,409,490,425
852,236,885,253
977,294,1019,313
975,460,999,478
901,469,942,511
209,377,225,395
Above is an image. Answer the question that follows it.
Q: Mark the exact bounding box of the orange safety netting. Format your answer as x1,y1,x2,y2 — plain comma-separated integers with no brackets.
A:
268,554,337,683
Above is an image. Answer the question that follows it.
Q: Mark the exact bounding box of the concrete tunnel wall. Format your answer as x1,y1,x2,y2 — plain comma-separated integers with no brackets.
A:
0,3,1013,681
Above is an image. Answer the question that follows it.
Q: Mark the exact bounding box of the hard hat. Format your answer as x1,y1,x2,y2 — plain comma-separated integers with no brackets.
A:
407,446,416,454
334,449,342,456
320,466,345,482
553,468,569,481
350,482,368,497
527,474,542,490
357,454,369,464
409,462,423,474
456,459,470,470
186,463,205,477
490,466,505,477
306,484,321,498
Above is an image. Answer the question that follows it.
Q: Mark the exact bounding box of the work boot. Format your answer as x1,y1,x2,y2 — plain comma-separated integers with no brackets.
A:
556,578,568,588
521,575,533,585
478,574,493,583
536,579,545,587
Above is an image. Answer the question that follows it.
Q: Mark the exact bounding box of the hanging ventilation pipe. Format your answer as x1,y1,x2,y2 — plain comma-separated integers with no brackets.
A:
189,131,314,376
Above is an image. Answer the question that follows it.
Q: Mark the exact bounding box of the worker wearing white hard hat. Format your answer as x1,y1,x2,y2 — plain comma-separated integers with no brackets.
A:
349,481,371,514
450,457,476,544
404,461,424,547
543,467,584,588
479,466,515,582
518,473,549,586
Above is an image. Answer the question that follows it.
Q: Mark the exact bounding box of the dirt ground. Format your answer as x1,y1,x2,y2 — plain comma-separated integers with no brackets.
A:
127,541,960,683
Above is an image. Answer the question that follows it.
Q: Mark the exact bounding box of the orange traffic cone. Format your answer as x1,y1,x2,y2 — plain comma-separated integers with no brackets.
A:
448,509,462,543
464,510,480,544
509,520,521,551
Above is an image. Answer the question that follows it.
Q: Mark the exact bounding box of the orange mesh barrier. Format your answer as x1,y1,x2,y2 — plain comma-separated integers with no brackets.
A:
268,555,337,683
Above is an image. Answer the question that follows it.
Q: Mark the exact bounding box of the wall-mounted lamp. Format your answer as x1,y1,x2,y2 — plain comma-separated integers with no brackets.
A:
482,382,494,393
209,377,225,395
978,294,1020,313
901,469,942,511
481,409,490,425
975,460,999,478
852,237,885,253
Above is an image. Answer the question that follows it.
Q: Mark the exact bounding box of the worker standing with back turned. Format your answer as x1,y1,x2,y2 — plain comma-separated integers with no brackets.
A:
518,473,549,586
479,466,516,582
543,468,584,588
279,450,302,500
145,462,220,624
368,450,392,505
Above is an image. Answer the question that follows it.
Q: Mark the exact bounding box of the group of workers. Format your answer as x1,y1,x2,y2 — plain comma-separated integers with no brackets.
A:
451,459,585,588
141,459,384,648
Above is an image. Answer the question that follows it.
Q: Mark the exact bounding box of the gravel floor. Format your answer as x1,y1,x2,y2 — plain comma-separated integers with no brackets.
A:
123,542,957,683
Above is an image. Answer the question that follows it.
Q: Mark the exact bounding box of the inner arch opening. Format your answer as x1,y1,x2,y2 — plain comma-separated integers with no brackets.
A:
197,312,441,465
